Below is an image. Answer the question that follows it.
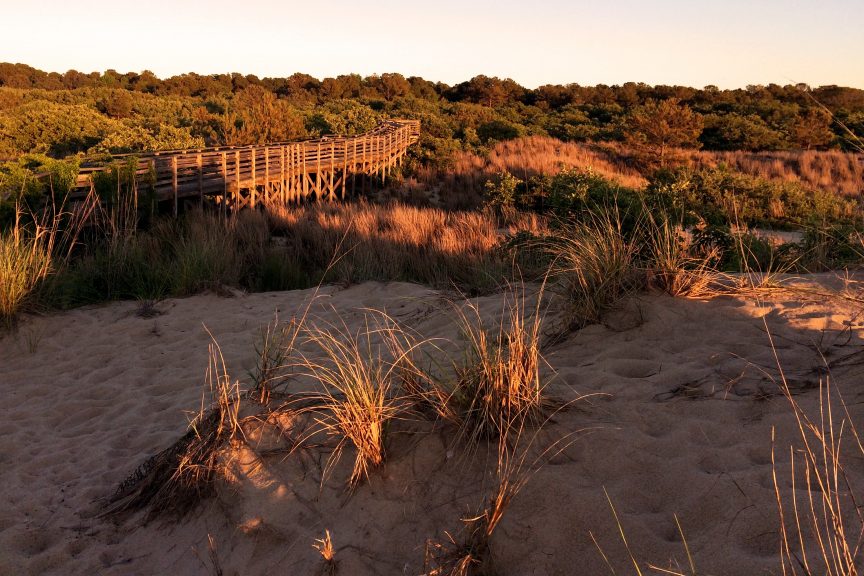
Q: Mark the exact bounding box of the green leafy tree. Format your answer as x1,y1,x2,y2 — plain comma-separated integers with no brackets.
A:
790,108,834,149
700,113,787,151
624,98,704,166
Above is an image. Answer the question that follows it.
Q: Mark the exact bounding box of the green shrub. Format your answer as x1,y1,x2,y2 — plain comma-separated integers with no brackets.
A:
0,155,79,227
483,171,523,208
646,165,846,228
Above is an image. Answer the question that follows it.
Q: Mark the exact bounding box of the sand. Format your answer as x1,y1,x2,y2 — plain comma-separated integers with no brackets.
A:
2,277,864,575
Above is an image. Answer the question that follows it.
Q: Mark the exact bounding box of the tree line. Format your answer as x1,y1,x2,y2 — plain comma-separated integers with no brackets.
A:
0,62,862,167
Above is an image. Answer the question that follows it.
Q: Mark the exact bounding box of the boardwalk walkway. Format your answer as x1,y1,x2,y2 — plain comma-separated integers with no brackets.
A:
71,119,420,214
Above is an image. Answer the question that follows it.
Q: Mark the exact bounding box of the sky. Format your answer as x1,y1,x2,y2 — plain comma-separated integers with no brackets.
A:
1,0,862,89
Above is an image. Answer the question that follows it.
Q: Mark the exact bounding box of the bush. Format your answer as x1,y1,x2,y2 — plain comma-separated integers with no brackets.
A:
0,155,79,227
483,171,523,208
542,168,643,233
646,165,846,228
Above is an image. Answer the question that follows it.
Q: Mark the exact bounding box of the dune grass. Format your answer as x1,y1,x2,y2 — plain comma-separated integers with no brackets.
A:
104,338,244,519
768,327,864,576
446,284,548,447
0,198,91,326
543,208,642,331
296,311,429,488
0,213,54,326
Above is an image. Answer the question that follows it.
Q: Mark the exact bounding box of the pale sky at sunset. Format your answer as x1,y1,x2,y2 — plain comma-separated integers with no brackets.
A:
1,0,862,89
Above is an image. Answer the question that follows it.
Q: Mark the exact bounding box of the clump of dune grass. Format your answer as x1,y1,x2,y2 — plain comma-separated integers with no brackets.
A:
1,197,93,326
644,213,723,298
423,438,528,576
104,338,244,519
446,284,547,447
0,210,54,325
249,314,302,404
767,327,864,576
297,311,427,488
544,209,642,331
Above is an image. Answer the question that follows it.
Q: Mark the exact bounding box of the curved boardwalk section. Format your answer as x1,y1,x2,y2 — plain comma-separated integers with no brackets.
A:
72,119,420,213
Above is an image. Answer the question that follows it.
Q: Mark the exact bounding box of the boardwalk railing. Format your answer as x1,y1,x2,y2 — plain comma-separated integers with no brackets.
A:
71,119,420,214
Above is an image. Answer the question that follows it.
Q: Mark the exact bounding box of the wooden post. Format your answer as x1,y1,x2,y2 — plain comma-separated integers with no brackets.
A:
341,139,348,199
302,143,308,198
250,149,257,209
234,150,241,210
221,152,227,216
288,144,294,202
362,137,368,194
171,156,178,218
351,139,357,196
329,141,335,201
280,146,285,204
316,142,322,200
378,137,384,185
264,147,270,204
197,153,203,203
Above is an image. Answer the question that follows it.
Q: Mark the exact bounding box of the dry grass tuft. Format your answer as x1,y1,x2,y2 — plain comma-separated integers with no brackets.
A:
0,208,54,325
644,214,724,298
544,209,642,331
313,529,338,575
249,314,302,404
424,420,574,576
297,312,422,488
103,338,244,519
768,326,864,576
447,284,547,447
0,196,92,326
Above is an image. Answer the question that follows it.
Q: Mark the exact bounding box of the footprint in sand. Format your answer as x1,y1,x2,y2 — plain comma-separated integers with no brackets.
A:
605,358,661,379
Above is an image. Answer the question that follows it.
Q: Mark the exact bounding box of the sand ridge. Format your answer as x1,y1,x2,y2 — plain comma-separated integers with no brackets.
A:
2,277,864,575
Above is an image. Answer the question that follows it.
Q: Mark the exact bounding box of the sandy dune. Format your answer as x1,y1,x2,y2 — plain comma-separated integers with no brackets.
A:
2,277,864,575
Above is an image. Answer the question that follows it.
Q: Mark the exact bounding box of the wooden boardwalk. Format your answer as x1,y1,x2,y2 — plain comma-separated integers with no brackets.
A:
71,119,420,214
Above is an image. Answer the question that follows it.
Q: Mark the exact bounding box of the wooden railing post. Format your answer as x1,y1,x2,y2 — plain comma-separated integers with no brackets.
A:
197,153,203,202
280,146,285,204
250,149,257,209
221,152,227,216
234,150,241,209
171,156,178,217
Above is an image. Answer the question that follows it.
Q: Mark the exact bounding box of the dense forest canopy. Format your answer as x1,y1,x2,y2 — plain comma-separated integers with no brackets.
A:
1,62,863,164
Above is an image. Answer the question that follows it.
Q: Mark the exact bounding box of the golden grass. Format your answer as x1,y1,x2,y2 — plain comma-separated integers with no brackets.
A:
0,195,93,325
768,326,864,576
690,149,864,198
424,414,575,576
448,284,547,446
313,529,337,575
416,137,648,209
0,209,54,325
296,312,424,488
265,200,549,292
644,214,723,298
544,209,642,330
